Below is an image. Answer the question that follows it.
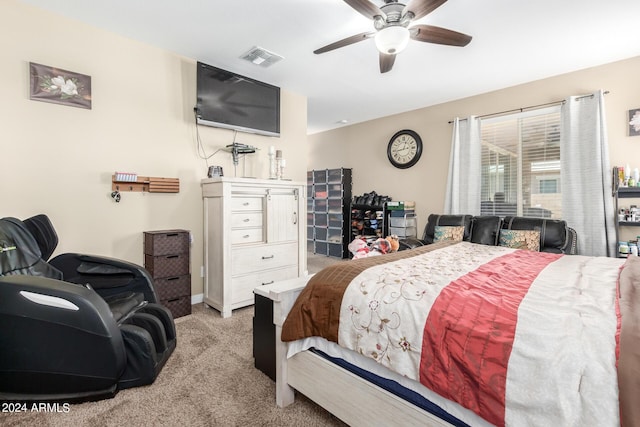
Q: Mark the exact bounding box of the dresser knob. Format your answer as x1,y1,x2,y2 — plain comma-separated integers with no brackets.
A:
261,255,274,260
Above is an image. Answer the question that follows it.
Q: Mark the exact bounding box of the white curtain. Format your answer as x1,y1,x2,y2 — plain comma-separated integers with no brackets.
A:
445,116,481,215
560,90,616,256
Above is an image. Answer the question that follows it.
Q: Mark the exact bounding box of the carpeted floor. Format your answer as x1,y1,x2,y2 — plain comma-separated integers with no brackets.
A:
307,251,349,274
0,252,349,427
0,310,345,427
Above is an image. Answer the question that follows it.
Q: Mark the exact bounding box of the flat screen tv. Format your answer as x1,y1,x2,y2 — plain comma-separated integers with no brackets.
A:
196,61,280,137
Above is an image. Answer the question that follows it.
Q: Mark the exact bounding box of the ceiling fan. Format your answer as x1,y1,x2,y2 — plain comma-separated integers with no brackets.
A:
314,0,472,73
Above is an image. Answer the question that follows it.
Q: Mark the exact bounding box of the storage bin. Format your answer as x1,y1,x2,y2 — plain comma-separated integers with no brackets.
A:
328,243,343,258
327,228,342,243
154,275,191,301
144,253,189,278
314,241,328,255
313,170,327,183
389,226,417,238
327,169,343,183
314,213,328,227
315,227,327,241
389,209,415,217
389,216,417,228
386,201,416,210
162,295,192,318
328,214,343,228
144,230,189,256
314,184,328,199
314,199,327,212
328,199,342,214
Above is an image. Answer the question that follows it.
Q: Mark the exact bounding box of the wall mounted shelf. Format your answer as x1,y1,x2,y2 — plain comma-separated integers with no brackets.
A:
111,175,180,193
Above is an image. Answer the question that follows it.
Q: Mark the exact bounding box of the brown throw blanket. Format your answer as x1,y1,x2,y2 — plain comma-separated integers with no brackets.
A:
281,241,455,342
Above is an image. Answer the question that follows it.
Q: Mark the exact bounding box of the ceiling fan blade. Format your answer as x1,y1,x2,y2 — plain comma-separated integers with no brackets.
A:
343,0,386,20
403,0,448,21
314,31,374,54
379,53,396,74
410,25,472,47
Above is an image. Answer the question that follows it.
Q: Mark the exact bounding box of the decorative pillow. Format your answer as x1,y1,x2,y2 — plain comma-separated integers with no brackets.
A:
434,225,465,242
499,229,541,251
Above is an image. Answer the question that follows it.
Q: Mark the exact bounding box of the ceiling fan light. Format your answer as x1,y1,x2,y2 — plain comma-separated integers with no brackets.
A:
375,26,410,55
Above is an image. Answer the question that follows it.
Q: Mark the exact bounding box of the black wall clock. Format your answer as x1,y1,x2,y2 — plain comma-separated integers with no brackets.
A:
387,129,423,169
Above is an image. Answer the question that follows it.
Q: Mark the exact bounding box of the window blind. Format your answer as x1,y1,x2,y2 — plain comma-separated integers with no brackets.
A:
480,106,562,218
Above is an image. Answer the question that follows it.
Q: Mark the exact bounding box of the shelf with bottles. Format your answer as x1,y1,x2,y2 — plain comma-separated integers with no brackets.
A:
613,166,640,257
614,167,640,224
618,239,640,258
615,164,640,190
617,187,640,198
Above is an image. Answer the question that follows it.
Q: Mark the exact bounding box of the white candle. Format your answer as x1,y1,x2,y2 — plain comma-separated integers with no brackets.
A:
269,145,275,155
280,159,286,167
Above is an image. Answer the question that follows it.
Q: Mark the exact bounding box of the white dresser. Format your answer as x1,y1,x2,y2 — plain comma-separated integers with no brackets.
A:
201,177,307,317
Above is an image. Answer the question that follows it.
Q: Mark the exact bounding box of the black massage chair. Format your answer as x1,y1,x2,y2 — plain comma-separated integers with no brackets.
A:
0,214,176,402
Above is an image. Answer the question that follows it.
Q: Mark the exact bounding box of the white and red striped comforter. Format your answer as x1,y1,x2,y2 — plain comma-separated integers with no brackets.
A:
282,241,636,426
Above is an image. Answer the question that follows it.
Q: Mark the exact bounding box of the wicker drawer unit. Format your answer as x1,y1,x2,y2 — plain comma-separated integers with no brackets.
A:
143,229,191,318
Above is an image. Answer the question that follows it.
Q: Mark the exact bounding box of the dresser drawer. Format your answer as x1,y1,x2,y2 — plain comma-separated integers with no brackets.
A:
154,274,191,301
231,196,263,212
232,266,298,305
145,253,189,278
231,228,263,245
231,243,298,275
231,212,263,228
144,230,189,255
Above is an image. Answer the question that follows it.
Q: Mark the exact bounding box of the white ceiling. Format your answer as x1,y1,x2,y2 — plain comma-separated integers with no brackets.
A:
20,0,640,134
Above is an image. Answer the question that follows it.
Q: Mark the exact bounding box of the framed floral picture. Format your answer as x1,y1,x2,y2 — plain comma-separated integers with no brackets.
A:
29,62,91,109
629,108,640,137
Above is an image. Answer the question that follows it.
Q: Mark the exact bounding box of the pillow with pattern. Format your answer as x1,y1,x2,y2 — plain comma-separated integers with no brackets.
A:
499,229,541,251
434,225,465,242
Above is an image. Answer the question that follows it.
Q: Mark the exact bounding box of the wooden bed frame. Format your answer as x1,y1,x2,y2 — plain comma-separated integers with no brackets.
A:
265,276,454,427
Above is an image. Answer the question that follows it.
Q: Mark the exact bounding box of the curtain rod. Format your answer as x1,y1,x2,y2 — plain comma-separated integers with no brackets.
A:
447,90,610,124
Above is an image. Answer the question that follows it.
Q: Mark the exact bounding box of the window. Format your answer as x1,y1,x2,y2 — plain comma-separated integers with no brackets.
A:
538,178,558,194
480,106,562,219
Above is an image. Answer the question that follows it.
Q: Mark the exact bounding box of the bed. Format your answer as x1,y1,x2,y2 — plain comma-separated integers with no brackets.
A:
270,241,640,426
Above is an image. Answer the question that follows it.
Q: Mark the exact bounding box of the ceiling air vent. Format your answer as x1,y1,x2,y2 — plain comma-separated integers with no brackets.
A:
240,46,284,68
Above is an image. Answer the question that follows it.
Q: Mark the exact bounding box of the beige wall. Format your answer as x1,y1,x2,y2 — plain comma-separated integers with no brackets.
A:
2,0,308,297
309,55,640,237
5,0,639,291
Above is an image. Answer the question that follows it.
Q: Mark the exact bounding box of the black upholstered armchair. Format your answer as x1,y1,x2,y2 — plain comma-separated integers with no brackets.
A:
0,215,176,402
23,214,159,303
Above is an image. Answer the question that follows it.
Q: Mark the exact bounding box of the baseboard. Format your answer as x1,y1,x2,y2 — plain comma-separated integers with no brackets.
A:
191,293,204,304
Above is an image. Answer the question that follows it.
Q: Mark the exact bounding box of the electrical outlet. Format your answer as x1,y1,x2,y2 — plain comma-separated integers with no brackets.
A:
200,266,204,278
